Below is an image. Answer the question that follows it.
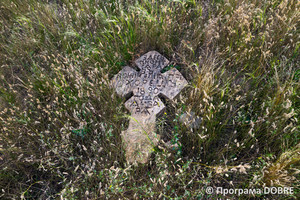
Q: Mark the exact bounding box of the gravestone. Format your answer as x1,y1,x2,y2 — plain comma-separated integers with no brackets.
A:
111,51,188,164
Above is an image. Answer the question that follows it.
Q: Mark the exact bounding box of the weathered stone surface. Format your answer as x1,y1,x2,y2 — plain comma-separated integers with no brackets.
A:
111,51,188,164
179,111,202,130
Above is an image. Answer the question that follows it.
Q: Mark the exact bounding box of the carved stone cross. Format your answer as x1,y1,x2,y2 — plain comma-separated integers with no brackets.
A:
111,51,188,164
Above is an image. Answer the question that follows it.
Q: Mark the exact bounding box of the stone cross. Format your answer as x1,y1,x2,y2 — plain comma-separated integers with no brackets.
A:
111,51,188,164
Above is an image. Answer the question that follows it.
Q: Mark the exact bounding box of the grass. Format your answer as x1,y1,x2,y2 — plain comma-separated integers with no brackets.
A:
0,0,299,199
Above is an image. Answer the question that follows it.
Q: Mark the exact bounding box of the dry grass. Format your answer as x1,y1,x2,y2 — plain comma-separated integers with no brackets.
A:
0,0,299,199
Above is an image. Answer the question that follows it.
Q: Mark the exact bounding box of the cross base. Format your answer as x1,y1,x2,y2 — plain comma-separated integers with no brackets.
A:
121,116,159,164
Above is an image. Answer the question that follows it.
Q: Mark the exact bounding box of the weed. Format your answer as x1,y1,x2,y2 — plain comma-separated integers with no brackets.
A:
0,0,299,199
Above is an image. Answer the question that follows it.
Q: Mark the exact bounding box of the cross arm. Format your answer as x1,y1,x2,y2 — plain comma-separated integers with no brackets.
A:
111,66,137,97
160,68,188,100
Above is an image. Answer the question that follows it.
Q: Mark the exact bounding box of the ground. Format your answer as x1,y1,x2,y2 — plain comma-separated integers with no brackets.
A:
0,0,299,199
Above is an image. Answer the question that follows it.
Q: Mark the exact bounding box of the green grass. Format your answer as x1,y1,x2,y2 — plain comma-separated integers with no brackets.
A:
0,0,299,199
